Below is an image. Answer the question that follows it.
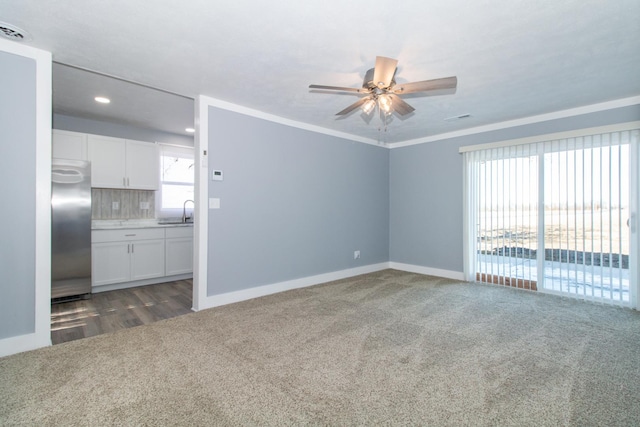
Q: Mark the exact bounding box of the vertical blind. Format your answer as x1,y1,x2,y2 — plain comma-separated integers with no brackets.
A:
463,127,639,308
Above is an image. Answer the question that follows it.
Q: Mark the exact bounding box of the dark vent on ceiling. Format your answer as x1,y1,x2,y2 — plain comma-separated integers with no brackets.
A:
444,113,471,121
0,22,30,41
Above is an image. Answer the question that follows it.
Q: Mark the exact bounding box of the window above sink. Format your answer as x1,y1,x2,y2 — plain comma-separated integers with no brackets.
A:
157,144,194,219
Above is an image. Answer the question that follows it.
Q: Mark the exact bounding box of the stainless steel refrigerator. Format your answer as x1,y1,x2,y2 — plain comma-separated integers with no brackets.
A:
51,159,92,301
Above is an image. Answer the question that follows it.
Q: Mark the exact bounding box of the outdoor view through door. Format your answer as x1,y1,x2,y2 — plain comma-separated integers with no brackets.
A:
463,127,639,307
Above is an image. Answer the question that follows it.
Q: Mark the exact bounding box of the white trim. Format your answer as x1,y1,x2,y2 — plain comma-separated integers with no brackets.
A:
0,333,46,358
629,134,639,310
204,96,380,146
192,96,209,311
34,43,52,351
458,121,640,153
461,154,477,282
198,263,389,310
174,95,638,152
389,96,640,149
196,261,467,312
0,39,52,357
388,262,466,281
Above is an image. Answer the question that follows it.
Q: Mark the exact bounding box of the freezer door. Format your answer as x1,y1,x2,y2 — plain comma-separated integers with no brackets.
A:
51,159,92,299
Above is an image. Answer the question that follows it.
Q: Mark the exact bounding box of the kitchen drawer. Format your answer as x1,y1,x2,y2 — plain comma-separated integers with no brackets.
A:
165,227,193,239
92,228,165,243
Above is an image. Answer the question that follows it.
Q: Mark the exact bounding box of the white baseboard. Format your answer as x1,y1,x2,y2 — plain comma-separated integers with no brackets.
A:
197,262,466,311
388,262,465,281
196,263,389,310
0,332,51,358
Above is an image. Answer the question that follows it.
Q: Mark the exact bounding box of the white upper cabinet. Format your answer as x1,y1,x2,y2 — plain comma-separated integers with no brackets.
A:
88,135,126,188
52,130,88,160
125,139,160,190
87,135,159,190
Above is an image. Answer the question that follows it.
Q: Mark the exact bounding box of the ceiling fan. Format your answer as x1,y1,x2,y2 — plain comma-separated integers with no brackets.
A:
309,56,457,118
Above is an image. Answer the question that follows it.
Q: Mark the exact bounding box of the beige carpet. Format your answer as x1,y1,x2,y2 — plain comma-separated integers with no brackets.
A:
1,269,639,426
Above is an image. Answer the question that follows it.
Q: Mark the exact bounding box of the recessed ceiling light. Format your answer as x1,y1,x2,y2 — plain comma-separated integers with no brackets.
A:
94,96,111,104
185,127,195,133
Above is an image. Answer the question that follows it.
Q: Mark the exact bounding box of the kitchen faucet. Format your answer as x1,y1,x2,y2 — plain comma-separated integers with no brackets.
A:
182,199,195,223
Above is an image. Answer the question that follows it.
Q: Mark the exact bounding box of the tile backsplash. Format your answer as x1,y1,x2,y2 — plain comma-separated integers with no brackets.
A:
92,189,155,219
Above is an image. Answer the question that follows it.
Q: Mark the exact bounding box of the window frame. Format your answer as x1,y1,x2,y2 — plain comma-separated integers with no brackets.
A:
157,144,195,219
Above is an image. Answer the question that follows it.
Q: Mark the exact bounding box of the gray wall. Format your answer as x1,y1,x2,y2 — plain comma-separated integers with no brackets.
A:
207,107,389,295
0,51,37,339
53,114,194,146
390,104,640,273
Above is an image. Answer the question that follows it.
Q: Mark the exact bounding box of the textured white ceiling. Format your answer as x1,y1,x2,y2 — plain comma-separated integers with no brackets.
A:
2,0,639,142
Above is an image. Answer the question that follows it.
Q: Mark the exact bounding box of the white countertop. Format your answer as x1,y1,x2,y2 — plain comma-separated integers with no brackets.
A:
92,219,194,230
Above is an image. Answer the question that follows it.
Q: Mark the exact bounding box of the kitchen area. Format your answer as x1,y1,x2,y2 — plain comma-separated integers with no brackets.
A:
50,64,196,344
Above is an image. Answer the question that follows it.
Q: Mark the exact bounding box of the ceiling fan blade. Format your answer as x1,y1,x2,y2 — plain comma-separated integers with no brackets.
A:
309,84,367,93
372,56,398,89
387,94,415,116
392,76,457,94
336,97,370,116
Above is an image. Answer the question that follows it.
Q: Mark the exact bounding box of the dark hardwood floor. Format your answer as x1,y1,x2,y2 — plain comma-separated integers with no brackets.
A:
51,279,193,345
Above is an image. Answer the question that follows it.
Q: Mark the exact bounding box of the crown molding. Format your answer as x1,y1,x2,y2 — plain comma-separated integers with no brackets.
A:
201,96,381,146
387,96,640,149
199,95,640,150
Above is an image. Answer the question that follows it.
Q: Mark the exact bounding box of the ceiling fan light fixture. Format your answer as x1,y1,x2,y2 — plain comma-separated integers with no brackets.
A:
378,94,392,114
309,56,457,123
362,98,376,114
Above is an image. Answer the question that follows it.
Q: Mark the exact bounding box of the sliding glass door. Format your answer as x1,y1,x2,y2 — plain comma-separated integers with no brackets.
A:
463,127,639,308
543,138,630,301
475,147,539,290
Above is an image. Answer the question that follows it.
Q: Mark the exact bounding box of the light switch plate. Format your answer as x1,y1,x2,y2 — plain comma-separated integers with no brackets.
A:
139,201,150,210
209,198,220,209
112,201,120,210
212,170,223,181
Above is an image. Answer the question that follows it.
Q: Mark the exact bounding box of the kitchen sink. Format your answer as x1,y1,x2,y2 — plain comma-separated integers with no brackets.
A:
157,219,184,225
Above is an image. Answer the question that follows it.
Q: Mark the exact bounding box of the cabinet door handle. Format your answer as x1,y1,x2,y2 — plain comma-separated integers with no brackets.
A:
123,177,126,187
127,177,130,187
127,243,130,253
131,243,134,253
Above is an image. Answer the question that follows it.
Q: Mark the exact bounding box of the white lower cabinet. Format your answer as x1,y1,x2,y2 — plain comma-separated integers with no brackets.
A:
92,228,166,288
165,227,193,276
130,239,166,280
92,241,131,286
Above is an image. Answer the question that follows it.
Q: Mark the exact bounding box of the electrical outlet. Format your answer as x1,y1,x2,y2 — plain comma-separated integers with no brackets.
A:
354,250,360,259
140,201,150,210
112,201,120,210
